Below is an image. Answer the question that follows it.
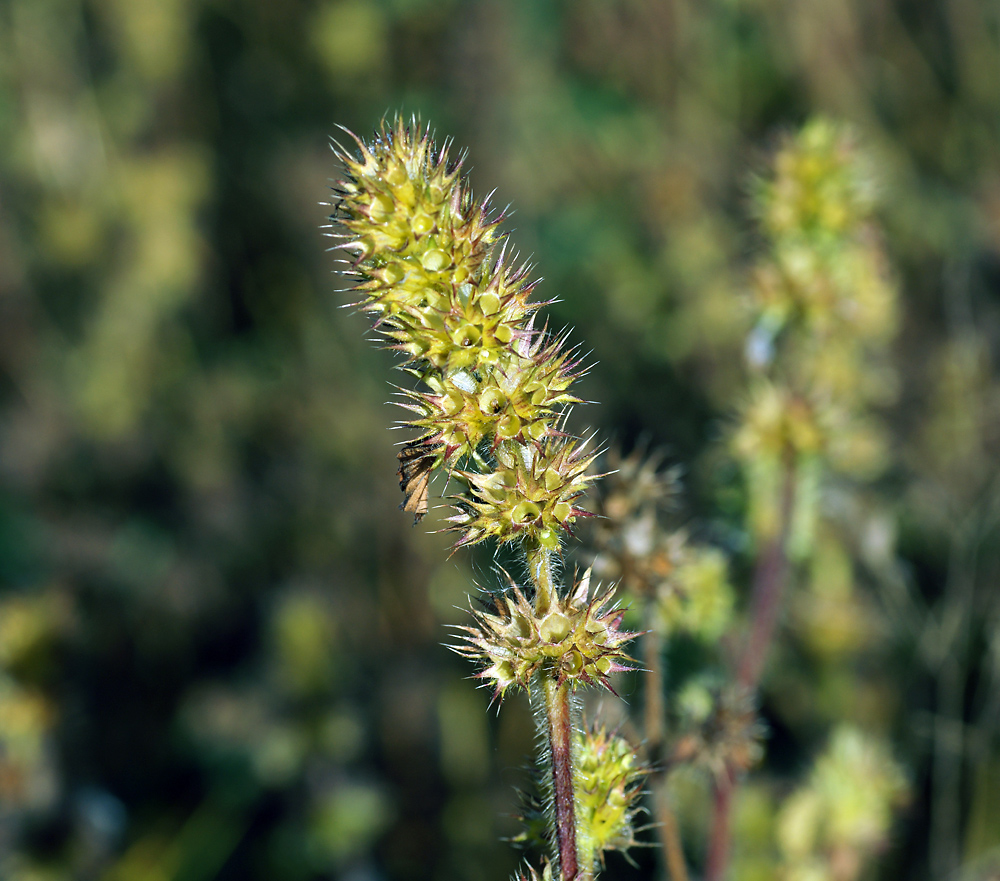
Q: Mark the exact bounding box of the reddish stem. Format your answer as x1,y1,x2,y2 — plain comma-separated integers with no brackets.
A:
737,479,794,690
705,459,796,881
544,675,580,880
705,765,735,881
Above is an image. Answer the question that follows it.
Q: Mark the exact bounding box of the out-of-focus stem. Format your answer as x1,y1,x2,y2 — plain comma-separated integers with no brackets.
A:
543,674,582,881
705,765,735,881
643,608,665,750
737,460,796,689
643,603,690,881
705,456,796,881
653,782,690,881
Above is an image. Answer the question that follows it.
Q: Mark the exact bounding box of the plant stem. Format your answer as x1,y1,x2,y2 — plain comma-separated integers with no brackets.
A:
528,545,557,613
705,765,735,881
643,603,690,881
643,608,665,751
543,673,582,880
705,457,796,881
737,463,796,689
529,545,585,879
654,782,690,881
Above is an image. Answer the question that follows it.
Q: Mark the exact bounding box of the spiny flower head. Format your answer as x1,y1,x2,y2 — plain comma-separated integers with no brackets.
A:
575,722,649,868
777,726,907,876
401,326,583,467
596,446,681,524
589,447,684,600
384,255,541,374
734,382,826,461
329,117,536,382
449,435,600,551
454,569,636,699
332,117,500,314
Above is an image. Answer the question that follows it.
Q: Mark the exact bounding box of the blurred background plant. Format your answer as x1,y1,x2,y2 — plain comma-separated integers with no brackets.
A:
0,1,999,880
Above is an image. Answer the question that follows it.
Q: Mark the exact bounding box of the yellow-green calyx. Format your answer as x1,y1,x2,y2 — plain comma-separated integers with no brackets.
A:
455,569,635,699
329,117,591,550
575,723,649,869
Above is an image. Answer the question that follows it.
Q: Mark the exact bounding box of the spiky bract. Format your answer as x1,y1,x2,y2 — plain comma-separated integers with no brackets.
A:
510,862,553,881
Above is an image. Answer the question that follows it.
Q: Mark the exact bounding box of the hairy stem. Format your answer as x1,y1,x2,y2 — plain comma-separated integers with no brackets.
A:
706,458,796,881
543,674,582,881
528,545,558,613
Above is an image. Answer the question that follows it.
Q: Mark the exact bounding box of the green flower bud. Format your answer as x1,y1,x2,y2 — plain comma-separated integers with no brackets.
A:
411,212,434,236
422,248,449,271
574,723,648,872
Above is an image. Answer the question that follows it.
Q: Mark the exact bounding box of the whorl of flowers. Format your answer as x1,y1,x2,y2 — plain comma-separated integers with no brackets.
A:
574,723,649,869
327,117,596,550
454,568,635,700
590,447,735,641
672,683,765,779
776,725,907,881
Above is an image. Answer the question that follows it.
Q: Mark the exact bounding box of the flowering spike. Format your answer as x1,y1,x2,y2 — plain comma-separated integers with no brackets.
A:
329,117,637,880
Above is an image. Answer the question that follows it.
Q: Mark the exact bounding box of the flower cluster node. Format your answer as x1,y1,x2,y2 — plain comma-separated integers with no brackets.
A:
672,684,765,779
455,569,635,699
777,725,908,881
590,447,735,641
734,383,825,461
758,118,876,242
450,436,599,550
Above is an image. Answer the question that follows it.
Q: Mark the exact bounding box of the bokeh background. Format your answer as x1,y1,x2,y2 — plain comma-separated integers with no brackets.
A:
1,1,999,880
